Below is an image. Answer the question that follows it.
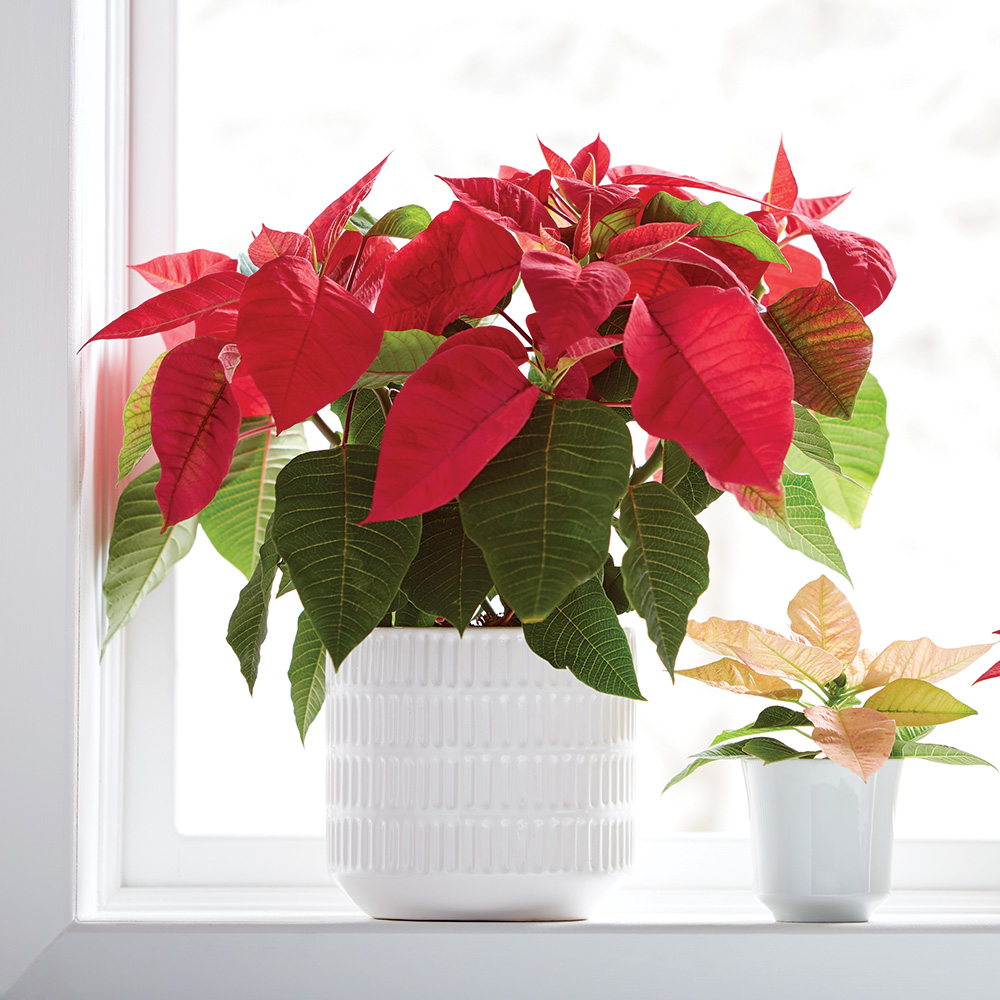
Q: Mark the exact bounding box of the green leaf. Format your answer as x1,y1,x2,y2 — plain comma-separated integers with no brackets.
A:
889,741,994,766
743,736,818,763
401,501,493,634
618,482,710,676
237,251,258,276
786,403,843,476
117,352,165,481
522,577,643,699
367,204,432,240
788,374,888,528
460,397,632,623
272,446,421,667
710,706,811,746
663,740,754,792
673,461,724,515
897,725,936,743
288,610,327,743
348,206,378,235
276,563,296,598
601,556,631,614
394,602,436,627
353,329,446,390
864,677,977,725
589,356,636,403
751,472,851,581
200,422,308,578
642,191,787,267
660,441,692,489
330,388,386,447
226,523,280,692
102,465,198,653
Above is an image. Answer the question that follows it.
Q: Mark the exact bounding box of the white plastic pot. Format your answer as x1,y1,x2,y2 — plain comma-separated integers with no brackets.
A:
326,627,636,920
742,757,903,922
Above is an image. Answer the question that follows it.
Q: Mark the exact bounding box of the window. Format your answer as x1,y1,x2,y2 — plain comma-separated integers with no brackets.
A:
3,2,999,997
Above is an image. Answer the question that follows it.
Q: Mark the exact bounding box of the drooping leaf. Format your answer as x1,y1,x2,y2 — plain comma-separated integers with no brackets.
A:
641,192,788,267
624,289,794,493
519,251,630,364
677,657,804,701
118,351,165,481
859,637,996,691
863,678,978,726
199,422,309,578
618,482,710,676
522,577,642,699
234,255,383,433
84,270,247,345
330,388,386,447
786,574,861,662
710,706,811,745
288,610,327,743
743,737,818,764
764,280,872,418
806,220,896,316
367,205,432,240
102,465,198,653
889,741,993,766
750,473,851,581
352,328,446,390
460,397,632,623
662,739,757,792
248,226,311,267
226,523,280,692
374,201,523,335
366,345,539,522
129,249,236,292
804,705,896,781
788,374,887,527
150,337,242,526
785,404,842,476
400,501,493,634
271,446,421,668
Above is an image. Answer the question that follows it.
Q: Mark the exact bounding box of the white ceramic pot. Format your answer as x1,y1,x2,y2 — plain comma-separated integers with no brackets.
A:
742,757,903,922
326,627,636,920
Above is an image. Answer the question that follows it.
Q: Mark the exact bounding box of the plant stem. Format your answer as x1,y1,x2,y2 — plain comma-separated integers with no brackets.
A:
629,440,663,487
550,186,579,222
373,386,392,420
237,420,276,441
342,389,359,443
499,310,532,346
344,233,370,292
310,413,341,447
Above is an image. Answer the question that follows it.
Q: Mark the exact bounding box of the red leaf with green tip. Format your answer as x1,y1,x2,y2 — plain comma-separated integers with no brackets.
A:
802,221,896,316
235,256,383,433
306,155,389,264
374,201,522,335
129,250,236,292
151,337,241,526
520,251,629,364
571,136,610,183
84,271,247,345
248,226,311,267
437,175,552,235
766,138,798,220
366,345,540,522
764,279,873,418
762,245,823,304
624,289,794,492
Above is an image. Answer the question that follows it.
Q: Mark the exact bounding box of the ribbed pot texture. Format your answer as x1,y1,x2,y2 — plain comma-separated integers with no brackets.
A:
327,627,636,920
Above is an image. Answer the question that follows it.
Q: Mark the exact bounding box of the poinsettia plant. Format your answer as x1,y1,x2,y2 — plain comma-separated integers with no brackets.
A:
86,136,896,739
665,576,997,787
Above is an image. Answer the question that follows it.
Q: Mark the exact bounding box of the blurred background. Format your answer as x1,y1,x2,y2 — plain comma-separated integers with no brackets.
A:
168,0,1000,841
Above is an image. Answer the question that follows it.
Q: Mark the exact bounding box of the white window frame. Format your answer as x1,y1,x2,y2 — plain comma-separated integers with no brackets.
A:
3,2,999,996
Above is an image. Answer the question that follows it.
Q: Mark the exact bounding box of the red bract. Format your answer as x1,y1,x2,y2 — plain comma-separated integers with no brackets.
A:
431,326,528,363
765,138,798,221
365,345,540,522
620,258,689,299
130,249,236,292
604,223,698,264
974,660,1000,684
624,289,794,493
235,256,383,433
520,251,629,364
248,226,311,267
374,201,522,335
762,245,824,304
805,221,896,316
437,175,553,235
150,337,241,527
307,155,389,266
84,271,247,346
344,236,396,310
571,136,610,184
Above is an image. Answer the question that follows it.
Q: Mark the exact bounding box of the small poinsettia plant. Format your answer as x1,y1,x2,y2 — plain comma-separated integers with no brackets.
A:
665,576,998,787
86,135,896,740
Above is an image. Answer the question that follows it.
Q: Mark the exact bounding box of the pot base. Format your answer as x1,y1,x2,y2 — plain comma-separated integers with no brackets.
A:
336,871,627,921
760,892,889,923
